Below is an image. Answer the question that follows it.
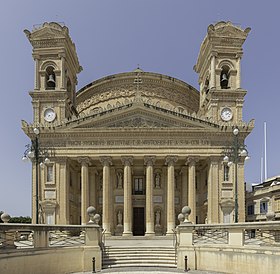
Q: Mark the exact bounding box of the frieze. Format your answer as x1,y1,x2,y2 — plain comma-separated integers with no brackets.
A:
66,139,210,147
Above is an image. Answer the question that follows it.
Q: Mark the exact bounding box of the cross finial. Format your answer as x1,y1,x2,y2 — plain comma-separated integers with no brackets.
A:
133,65,144,104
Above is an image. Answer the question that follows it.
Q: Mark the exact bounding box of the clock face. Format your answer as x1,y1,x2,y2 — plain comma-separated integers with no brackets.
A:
44,108,56,122
221,107,233,121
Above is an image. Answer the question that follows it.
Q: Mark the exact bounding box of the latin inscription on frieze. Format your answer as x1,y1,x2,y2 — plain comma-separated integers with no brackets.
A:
67,139,209,147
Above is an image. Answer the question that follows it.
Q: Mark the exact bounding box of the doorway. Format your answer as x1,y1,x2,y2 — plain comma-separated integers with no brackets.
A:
133,207,145,236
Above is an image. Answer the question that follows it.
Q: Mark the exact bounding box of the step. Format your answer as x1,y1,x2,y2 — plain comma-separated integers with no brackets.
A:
102,246,177,269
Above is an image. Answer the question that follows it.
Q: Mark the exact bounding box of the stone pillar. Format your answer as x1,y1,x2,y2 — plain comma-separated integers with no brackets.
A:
207,157,219,223
89,167,97,209
34,55,40,90
100,156,112,235
57,158,69,224
187,157,198,224
237,161,245,222
165,155,178,234
210,54,216,89
181,166,188,207
79,157,91,225
60,54,66,90
121,156,133,236
144,156,156,235
236,55,241,89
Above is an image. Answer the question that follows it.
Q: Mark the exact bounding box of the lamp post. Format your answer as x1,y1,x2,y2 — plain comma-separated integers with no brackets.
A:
22,128,50,224
223,127,250,223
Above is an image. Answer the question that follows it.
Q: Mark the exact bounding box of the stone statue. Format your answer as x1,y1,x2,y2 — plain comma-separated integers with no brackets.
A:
117,172,123,189
155,173,161,188
117,210,123,226
155,210,161,226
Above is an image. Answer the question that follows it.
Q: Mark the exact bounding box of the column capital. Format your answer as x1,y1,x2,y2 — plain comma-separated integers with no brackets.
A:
186,157,199,166
100,156,112,167
78,157,91,166
211,50,218,57
55,157,68,164
144,156,156,166
165,155,178,166
121,156,133,166
207,156,221,164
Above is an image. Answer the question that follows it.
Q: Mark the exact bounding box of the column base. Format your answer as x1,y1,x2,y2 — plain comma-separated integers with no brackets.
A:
145,231,155,236
104,231,111,236
122,231,133,236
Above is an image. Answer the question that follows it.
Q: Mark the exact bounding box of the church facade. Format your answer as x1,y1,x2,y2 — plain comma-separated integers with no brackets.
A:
22,21,253,235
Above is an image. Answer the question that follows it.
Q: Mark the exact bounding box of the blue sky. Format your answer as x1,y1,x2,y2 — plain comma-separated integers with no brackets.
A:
0,0,279,216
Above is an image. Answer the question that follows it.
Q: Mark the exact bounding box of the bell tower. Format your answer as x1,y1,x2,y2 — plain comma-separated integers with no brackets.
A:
194,21,251,123
24,22,82,124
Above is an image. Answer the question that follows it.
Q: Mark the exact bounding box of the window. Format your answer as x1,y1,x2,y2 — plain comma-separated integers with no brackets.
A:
260,201,268,214
223,165,229,181
46,165,53,182
247,204,254,215
133,178,145,195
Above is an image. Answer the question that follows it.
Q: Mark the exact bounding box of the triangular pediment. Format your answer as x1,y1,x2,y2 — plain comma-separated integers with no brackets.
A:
25,22,68,42
62,102,218,131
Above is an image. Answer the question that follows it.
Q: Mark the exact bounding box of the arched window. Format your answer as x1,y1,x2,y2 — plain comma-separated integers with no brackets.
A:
45,66,56,90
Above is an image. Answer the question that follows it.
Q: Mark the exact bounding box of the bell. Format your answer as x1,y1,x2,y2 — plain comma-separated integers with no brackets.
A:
221,73,228,82
47,74,55,84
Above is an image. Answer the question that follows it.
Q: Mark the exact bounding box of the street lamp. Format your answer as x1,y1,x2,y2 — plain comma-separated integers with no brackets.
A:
22,128,51,224
223,127,250,223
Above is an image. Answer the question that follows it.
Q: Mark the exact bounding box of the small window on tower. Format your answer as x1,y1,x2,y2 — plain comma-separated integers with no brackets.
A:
46,66,56,90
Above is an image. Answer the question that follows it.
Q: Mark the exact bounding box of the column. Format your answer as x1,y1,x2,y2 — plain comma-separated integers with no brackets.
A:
165,155,178,235
59,53,66,90
121,156,133,236
57,158,69,224
89,167,97,209
100,156,112,235
79,157,91,225
181,166,188,207
144,156,156,235
187,157,198,224
207,157,219,223
34,55,40,90
210,54,216,89
236,55,241,88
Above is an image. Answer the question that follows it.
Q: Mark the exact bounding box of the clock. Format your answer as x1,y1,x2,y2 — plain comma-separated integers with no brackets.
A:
220,107,233,121
44,108,56,122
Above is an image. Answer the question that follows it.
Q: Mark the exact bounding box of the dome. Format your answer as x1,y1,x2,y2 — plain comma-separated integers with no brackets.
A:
76,71,199,116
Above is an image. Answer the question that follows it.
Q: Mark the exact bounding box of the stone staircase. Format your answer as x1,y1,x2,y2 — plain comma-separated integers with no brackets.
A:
102,246,177,269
